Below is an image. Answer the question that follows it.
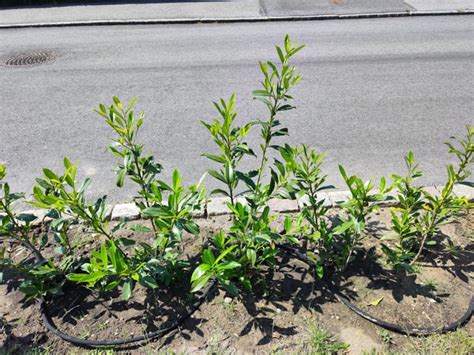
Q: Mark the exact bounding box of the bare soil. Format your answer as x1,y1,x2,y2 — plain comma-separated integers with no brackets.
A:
1,208,473,354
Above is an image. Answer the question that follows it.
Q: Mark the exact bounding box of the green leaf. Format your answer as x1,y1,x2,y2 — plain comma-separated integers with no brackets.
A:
277,104,294,112
213,231,226,249
315,264,324,279
16,213,37,223
284,215,292,232
215,245,237,264
333,220,354,234
246,249,256,267
103,280,120,292
126,96,138,111
239,276,252,291
210,188,230,197
191,273,212,293
191,263,211,282
183,221,200,235
208,170,227,184
142,206,169,217
138,275,158,289
276,46,285,63
122,279,133,300
172,169,182,191
202,154,226,164
67,271,106,285
252,90,272,97
201,249,215,265
116,168,126,188
0,164,6,180
63,157,72,169
108,241,125,273
255,234,272,243
217,261,241,270
43,168,59,181
116,237,136,247
78,178,92,194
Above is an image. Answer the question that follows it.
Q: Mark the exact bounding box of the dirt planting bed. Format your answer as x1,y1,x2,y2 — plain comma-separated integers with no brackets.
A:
1,207,473,354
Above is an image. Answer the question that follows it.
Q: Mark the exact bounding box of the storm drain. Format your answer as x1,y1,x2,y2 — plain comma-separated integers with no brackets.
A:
3,50,57,66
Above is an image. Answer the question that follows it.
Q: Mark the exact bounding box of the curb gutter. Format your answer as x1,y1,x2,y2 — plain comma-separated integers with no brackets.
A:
0,9,473,29
10,184,474,225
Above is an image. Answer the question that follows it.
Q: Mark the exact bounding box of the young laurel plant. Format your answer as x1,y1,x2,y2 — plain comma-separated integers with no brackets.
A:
201,94,254,205
1,158,114,301
334,166,390,271
415,126,474,264
0,164,65,301
380,151,425,271
191,35,304,295
94,97,205,292
279,144,335,279
31,159,141,300
382,126,473,270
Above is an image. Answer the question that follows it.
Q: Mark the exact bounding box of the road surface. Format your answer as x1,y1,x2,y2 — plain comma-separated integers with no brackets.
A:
0,16,473,204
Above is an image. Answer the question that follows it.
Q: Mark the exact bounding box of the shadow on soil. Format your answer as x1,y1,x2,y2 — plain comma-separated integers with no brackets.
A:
3,231,473,350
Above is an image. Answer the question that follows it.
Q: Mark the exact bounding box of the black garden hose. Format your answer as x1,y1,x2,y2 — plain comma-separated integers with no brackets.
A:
39,279,217,348
281,244,474,336
17,238,216,348
330,286,473,336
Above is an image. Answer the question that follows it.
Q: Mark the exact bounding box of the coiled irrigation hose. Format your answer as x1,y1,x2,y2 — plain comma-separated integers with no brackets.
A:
281,245,474,336
39,279,217,348
21,242,216,348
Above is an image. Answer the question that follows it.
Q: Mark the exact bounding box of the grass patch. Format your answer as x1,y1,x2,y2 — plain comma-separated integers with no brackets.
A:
306,325,349,354
403,329,474,355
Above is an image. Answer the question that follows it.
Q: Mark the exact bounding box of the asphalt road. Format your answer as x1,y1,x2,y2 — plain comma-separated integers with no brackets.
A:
0,16,473,205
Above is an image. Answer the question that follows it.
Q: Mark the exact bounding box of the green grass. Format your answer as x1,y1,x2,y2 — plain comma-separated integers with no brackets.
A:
403,329,474,355
306,325,349,354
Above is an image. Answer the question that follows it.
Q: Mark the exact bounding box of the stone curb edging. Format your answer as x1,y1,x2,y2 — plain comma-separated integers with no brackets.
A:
7,184,473,224
0,9,473,29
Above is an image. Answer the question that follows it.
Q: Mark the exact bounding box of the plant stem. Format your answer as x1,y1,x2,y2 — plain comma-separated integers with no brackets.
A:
308,184,320,231
125,138,158,237
255,97,278,192
0,200,44,261
226,148,236,206
342,236,358,272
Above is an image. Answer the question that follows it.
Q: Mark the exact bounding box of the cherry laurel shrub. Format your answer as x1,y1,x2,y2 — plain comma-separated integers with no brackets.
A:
66,98,205,300
381,127,473,271
191,35,305,295
279,145,391,279
0,99,205,301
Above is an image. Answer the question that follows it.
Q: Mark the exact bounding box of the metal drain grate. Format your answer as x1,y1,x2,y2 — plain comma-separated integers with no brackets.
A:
3,50,56,66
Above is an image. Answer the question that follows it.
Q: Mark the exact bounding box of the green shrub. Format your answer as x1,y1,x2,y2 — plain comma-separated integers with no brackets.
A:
191,35,304,295
382,126,473,270
278,144,334,278
0,97,206,301
1,162,77,300
66,97,206,299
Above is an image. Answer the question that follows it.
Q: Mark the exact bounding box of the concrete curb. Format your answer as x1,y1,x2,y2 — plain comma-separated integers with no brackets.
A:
0,9,473,29
7,184,473,224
